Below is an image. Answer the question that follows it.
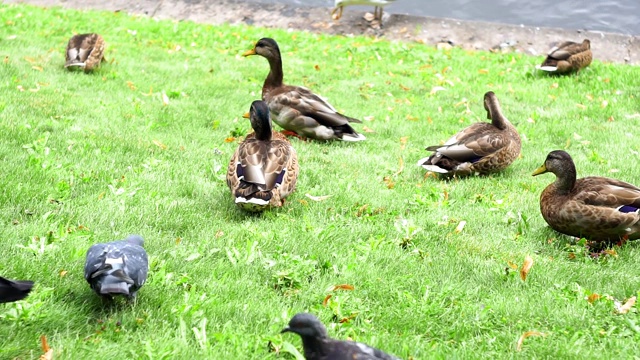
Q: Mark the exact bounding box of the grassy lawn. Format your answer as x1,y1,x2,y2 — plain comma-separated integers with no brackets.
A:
1,3,640,359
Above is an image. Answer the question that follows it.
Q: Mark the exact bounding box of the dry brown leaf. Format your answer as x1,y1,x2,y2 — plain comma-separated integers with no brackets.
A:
383,176,395,189
59,270,68,278
393,157,404,177
224,137,236,143
520,255,534,281
454,221,466,233
507,261,518,270
399,84,410,91
314,64,320,71
478,68,489,74
32,65,43,71
362,126,375,133
587,293,601,303
328,284,355,292
3,56,8,64
161,91,170,106
430,86,446,95
152,140,167,150
126,81,136,90
617,296,636,314
576,104,586,109
322,294,332,307
608,116,615,122
305,193,332,202
399,136,408,150
516,331,545,351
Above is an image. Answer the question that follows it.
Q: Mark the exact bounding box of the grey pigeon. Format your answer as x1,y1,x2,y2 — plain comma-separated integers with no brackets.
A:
281,313,401,360
84,235,149,299
0,276,34,303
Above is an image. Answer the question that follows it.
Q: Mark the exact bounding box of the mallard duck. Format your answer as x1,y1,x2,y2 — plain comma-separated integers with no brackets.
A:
242,38,365,142
227,100,299,212
65,33,105,72
281,313,401,360
532,150,640,242
417,91,521,176
331,0,398,21
537,39,592,74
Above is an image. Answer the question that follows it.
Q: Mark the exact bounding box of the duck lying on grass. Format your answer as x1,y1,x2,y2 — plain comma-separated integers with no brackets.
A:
537,39,592,74
65,33,106,72
281,313,400,360
243,38,365,141
417,91,521,177
227,100,299,212
533,150,640,244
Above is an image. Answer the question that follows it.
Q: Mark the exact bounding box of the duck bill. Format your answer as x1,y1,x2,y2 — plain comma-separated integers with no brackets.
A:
532,164,547,176
242,112,250,119
242,48,256,57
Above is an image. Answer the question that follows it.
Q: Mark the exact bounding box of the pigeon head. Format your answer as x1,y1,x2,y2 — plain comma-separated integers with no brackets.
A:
125,235,144,247
281,313,328,339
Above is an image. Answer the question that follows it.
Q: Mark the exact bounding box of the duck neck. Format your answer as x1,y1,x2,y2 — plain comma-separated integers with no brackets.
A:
554,163,577,195
487,100,508,130
263,55,284,97
253,119,272,141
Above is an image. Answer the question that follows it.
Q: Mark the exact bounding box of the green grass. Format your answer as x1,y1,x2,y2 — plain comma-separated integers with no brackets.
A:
1,3,640,359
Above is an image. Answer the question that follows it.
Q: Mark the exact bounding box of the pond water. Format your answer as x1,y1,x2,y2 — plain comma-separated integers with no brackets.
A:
250,0,639,35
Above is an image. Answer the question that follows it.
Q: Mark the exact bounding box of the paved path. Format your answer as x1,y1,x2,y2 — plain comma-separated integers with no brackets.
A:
4,0,639,64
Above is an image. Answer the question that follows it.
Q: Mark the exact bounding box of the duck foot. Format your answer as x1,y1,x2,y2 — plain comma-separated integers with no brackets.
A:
280,130,306,140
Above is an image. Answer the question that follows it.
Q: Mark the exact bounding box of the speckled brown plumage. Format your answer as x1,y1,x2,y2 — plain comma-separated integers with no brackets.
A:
227,101,298,212
538,39,592,74
242,38,365,141
65,33,105,72
417,91,521,176
532,150,640,242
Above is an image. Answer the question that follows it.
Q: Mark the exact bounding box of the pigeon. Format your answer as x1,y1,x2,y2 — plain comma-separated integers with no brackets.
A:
0,276,34,303
281,313,401,360
84,235,149,299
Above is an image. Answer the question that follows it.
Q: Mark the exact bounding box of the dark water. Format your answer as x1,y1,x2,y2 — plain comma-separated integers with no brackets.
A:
251,0,639,35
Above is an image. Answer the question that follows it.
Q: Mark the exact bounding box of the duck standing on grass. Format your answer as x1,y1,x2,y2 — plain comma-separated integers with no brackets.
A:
227,100,299,212
242,38,365,141
533,150,640,244
537,39,592,74
417,91,521,177
281,313,401,360
84,235,149,300
331,0,397,21
65,33,106,72
0,276,34,303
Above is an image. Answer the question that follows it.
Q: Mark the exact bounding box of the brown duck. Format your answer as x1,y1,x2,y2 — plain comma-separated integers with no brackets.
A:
227,100,299,212
417,91,521,176
533,150,640,242
242,38,365,141
65,33,105,72
537,39,592,74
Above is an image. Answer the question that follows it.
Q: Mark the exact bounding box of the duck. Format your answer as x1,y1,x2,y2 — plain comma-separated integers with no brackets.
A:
281,313,401,360
0,276,34,304
532,150,640,243
242,38,365,142
537,39,592,74
417,91,521,176
331,0,398,21
65,33,105,72
227,100,299,212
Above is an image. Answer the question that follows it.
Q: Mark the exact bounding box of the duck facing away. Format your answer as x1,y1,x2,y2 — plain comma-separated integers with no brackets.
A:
417,91,521,176
242,38,365,142
227,100,299,212
537,39,592,74
532,150,640,243
84,235,149,300
281,313,400,360
331,0,397,21
0,276,34,304
65,33,105,72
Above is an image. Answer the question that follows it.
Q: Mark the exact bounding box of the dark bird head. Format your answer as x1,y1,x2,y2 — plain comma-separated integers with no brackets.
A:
281,313,329,339
125,234,144,247
249,100,272,141
582,39,591,49
532,150,575,177
242,38,281,60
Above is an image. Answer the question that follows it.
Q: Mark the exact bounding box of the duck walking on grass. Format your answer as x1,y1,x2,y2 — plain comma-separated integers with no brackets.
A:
0,276,34,304
84,235,149,300
532,150,640,243
331,0,397,21
537,39,592,74
227,100,299,212
242,38,365,141
281,313,400,360
65,33,106,72
417,91,521,177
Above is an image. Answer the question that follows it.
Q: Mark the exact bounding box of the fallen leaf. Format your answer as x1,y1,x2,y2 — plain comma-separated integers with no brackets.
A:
616,296,636,314
126,81,136,90
393,157,404,177
520,255,534,281
32,65,43,71
327,284,354,292
161,91,170,106
59,270,68,278
454,221,466,233
314,64,320,71
430,86,446,95
576,104,586,109
608,116,615,122
152,139,167,149
507,261,518,269
399,84,410,91
383,176,395,189
363,12,375,21
516,331,545,351
478,68,489,74
40,335,52,360
322,294,332,307
587,293,601,303
601,100,608,108
305,193,332,202
362,126,375,133
224,137,236,143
